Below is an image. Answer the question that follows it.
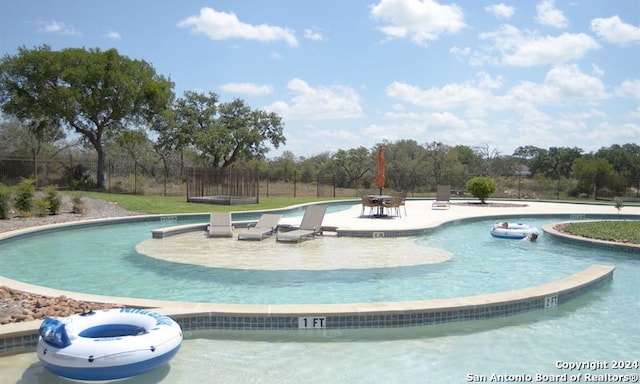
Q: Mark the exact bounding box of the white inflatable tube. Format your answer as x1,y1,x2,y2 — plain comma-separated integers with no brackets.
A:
37,308,183,381
490,222,539,240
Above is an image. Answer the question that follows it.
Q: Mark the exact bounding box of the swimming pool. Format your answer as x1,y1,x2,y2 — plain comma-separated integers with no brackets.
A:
0,216,616,304
1,203,639,383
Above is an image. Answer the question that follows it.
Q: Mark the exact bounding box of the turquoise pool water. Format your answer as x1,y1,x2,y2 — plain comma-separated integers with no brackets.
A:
0,213,635,305
1,207,639,383
0,216,614,304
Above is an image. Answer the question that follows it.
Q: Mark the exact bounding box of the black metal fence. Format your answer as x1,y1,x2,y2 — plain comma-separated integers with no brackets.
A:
0,157,351,199
3,156,631,201
0,156,76,189
0,156,176,195
186,168,259,204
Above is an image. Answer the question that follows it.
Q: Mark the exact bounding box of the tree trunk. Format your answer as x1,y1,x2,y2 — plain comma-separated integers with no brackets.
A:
96,146,106,190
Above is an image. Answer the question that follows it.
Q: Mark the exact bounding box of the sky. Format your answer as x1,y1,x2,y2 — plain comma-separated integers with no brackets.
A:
1,0,639,159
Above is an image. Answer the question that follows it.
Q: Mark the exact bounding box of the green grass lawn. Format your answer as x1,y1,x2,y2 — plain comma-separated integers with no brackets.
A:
562,221,640,244
70,191,344,214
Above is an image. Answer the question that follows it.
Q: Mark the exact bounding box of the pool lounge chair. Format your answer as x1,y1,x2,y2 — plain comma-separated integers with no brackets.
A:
276,205,327,243
237,214,282,241
432,185,451,210
207,212,233,238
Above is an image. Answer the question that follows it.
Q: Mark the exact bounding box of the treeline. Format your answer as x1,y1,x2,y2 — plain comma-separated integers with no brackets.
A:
258,141,640,199
2,111,638,200
1,46,638,199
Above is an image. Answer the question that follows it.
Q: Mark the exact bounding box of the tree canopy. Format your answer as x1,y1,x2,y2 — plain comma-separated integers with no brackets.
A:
0,45,174,188
155,91,286,169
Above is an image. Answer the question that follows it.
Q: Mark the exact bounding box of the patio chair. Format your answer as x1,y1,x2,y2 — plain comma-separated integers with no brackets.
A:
276,205,327,243
397,191,407,216
237,214,282,241
360,193,378,217
207,212,234,238
432,185,451,210
383,194,404,217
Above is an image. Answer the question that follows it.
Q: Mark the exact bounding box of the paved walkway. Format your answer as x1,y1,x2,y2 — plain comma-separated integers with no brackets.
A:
295,199,639,234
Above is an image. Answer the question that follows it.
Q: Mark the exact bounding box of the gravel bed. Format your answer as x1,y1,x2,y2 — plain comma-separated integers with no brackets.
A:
1,196,140,325
0,195,139,234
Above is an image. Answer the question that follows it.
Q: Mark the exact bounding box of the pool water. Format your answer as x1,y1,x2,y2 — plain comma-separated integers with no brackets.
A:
0,216,614,304
4,287,639,383
1,212,639,383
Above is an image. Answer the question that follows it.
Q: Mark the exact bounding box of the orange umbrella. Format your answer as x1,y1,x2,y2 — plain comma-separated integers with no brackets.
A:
375,145,385,192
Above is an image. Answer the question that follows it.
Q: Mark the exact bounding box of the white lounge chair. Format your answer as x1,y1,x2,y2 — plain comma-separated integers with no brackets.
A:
237,214,282,241
432,185,451,210
276,205,327,243
207,212,233,238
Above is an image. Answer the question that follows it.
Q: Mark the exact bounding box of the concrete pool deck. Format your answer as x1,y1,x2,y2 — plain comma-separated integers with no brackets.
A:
1,199,638,355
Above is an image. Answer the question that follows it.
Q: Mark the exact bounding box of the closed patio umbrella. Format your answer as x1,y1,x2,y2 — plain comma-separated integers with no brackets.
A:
375,145,385,195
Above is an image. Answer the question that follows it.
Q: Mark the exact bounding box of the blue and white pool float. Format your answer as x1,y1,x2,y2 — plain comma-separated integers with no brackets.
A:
490,222,539,240
37,308,183,381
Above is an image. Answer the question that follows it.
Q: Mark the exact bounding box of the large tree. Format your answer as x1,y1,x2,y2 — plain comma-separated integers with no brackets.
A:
596,143,640,196
572,157,617,198
166,91,286,169
332,147,371,189
0,45,174,188
384,139,427,194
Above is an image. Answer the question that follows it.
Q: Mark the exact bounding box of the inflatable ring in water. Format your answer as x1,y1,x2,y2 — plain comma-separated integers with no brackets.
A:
37,308,183,381
490,222,539,240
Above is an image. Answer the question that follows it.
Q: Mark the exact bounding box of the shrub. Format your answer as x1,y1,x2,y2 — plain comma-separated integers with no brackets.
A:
613,197,624,213
71,196,86,214
14,178,36,216
0,184,12,219
43,185,62,215
34,197,50,217
466,176,497,204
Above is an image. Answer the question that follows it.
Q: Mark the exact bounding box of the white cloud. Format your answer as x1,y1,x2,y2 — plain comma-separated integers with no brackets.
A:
105,31,122,40
40,21,79,35
304,27,324,41
275,123,363,157
535,0,568,29
614,79,640,99
386,72,503,117
266,78,363,120
591,63,605,78
506,64,609,106
485,3,515,19
219,82,274,96
370,0,466,45
480,25,600,66
370,111,506,150
544,64,608,100
591,16,640,46
178,7,298,47
386,65,609,129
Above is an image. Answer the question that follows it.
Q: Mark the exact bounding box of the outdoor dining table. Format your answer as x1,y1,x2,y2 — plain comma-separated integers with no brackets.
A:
367,195,391,217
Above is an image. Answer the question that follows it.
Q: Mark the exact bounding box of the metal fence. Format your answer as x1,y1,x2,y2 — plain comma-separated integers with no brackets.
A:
2,156,629,201
0,156,74,188
186,168,259,204
0,156,171,195
0,156,349,199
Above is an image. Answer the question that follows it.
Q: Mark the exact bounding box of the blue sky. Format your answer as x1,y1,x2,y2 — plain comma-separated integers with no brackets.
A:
1,0,639,158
